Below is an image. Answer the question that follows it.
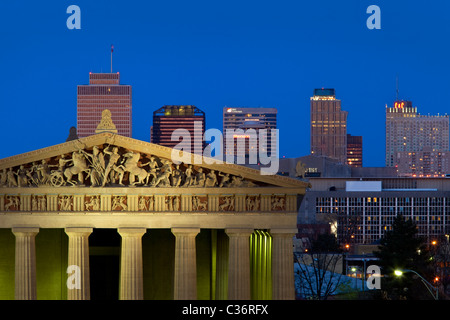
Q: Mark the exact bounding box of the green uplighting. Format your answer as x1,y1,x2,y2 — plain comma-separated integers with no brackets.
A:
250,230,272,300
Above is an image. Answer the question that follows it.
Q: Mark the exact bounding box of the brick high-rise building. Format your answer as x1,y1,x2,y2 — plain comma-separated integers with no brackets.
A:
151,105,205,155
77,72,132,138
310,89,348,164
385,100,449,167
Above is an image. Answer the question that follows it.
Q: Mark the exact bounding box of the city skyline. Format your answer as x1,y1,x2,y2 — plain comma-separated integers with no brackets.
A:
1,1,450,168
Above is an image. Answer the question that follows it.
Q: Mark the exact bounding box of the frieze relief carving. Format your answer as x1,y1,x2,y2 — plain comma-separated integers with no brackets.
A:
219,195,235,211
138,196,154,211
112,195,128,211
85,195,100,211
192,196,208,211
0,193,290,213
246,195,260,211
5,195,20,211
58,195,73,211
271,195,286,211
0,144,262,189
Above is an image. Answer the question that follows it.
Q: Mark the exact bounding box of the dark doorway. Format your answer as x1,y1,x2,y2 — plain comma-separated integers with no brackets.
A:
89,228,120,300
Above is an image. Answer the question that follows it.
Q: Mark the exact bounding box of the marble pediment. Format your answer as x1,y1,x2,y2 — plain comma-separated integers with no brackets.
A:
0,133,309,191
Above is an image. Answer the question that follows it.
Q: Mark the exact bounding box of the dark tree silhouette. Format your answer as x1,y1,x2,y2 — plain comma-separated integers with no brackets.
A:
375,215,433,299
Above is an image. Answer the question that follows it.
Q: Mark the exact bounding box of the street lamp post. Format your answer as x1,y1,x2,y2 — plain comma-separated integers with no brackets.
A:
394,269,439,300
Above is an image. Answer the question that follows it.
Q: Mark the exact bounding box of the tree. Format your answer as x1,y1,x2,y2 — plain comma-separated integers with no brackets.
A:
295,234,346,300
375,215,432,299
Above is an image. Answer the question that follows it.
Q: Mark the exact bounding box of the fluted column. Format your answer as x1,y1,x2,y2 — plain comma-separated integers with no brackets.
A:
225,228,253,300
12,227,39,300
271,229,297,300
215,230,229,300
172,227,200,300
118,228,146,300
65,227,93,300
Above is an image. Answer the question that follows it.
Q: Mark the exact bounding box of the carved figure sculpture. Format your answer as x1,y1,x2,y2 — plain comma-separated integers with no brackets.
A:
15,165,28,187
195,168,206,187
271,196,286,210
141,155,158,185
103,146,123,186
182,165,194,187
219,196,234,211
138,196,148,211
152,159,172,187
121,151,148,186
59,196,73,211
173,196,180,211
85,196,100,211
64,150,90,186
5,196,19,211
82,146,105,187
7,168,18,187
112,196,127,211
218,172,230,187
192,196,207,211
171,165,183,187
205,170,218,187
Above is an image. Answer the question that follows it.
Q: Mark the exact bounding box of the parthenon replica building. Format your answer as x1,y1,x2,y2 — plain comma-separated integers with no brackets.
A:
0,132,308,300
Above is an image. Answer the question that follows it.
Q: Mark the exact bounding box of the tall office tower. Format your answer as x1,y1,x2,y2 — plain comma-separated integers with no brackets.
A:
77,72,132,138
385,100,449,167
151,105,205,154
310,89,348,164
222,107,277,162
346,134,363,167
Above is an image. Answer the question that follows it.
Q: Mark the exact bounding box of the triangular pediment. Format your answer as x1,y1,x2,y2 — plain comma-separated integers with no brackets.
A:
0,133,309,191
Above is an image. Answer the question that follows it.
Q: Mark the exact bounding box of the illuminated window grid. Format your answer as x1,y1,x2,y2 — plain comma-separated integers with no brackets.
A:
77,73,132,138
315,195,449,245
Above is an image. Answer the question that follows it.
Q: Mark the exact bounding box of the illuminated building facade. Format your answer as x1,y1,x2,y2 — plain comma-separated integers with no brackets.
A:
77,73,132,138
396,148,450,177
223,107,277,162
385,100,449,168
346,134,363,167
151,105,205,154
0,133,308,300
310,89,348,164
299,177,450,247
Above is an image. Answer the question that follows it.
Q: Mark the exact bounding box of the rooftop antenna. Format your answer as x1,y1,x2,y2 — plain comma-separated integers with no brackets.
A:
396,74,399,101
110,44,114,73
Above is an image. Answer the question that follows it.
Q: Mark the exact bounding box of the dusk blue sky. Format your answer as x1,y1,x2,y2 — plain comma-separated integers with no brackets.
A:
0,1,449,167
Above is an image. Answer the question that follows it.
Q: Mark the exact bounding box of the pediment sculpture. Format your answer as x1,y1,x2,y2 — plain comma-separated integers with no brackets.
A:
0,144,260,189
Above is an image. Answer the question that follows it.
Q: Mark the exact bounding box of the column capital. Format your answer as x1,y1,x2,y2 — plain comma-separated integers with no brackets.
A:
225,228,254,236
117,227,147,237
12,227,39,236
171,227,200,236
65,227,93,236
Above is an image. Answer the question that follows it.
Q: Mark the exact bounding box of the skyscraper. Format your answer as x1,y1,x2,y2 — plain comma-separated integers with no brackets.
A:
222,107,277,162
310,89,348,164
385,100,449,167
346,134,363,167
77,72,132,138
151,105,205,154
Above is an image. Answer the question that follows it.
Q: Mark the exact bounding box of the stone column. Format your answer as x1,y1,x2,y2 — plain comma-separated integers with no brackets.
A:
12,227,39,300
215,230,229,300
225,228,253,300
271,228,297,300
118,228,146,300
172,227,200,300
65,227,93,300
